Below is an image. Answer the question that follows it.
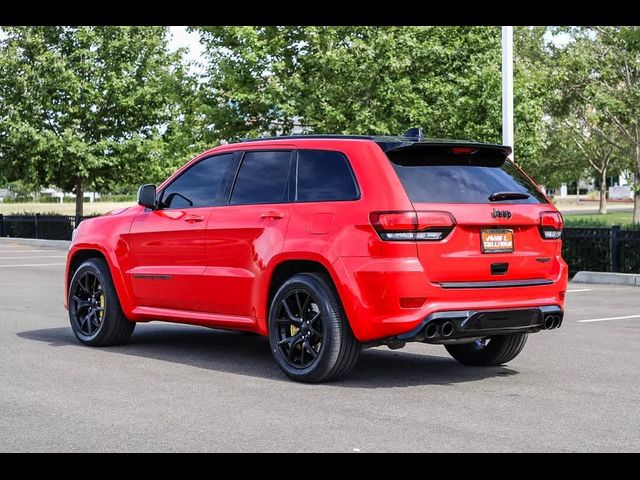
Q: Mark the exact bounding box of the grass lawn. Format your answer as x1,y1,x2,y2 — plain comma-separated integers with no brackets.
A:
0,202,134,216
564,211,634,227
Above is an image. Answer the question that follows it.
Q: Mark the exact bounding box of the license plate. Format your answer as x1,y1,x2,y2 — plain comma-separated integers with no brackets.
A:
481,229,514,254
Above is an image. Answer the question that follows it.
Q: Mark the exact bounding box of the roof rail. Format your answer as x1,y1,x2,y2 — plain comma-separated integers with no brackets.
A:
241,134,374,143
236,131,485,150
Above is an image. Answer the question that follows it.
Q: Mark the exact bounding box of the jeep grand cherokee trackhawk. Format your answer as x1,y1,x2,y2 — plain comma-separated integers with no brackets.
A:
65,131,568,382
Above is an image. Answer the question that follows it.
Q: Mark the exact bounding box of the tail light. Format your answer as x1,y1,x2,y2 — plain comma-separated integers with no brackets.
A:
370,211,456,241
539,211,563,239
451,146,478,155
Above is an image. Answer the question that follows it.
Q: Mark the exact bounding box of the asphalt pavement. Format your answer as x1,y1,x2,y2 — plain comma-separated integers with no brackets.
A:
1,241,639,452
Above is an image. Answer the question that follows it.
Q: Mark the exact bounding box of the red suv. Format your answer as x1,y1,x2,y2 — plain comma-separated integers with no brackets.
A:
65,132,568,382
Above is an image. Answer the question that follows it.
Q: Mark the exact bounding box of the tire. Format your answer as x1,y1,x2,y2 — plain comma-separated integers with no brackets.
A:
268,272,360,383
68,258,135,346
444,333,528,366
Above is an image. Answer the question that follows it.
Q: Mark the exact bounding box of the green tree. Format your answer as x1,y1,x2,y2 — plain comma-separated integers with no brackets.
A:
0,26,189,217
284,26,504,141
556,27,640,222
193,26,550,172
513,26,555,171
563,112,628,214
521,112,586,193
545,36,631,213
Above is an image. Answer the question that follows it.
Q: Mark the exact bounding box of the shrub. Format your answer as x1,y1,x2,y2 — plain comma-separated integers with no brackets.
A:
564,218,640,230
95,194,136,203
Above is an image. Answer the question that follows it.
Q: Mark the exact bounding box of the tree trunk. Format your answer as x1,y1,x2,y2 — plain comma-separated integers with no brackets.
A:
635,143,640,224
599,168,607,215
75,180,84,218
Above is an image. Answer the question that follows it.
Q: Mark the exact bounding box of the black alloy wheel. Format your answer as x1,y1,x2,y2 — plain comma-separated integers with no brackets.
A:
445,333,528,366
70,270,105,338
68,258,135,346
274,289,324,369
268,273,360,383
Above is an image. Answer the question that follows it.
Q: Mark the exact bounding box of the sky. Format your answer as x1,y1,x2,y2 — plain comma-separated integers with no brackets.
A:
168,26,207,73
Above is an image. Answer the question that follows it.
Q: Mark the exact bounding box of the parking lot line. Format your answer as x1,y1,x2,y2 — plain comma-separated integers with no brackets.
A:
578,314,640,323
567,288,592,293
0,263,65,268
0,255,66,260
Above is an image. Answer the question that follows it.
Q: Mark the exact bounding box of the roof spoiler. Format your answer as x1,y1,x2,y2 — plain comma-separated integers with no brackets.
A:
384,141,512,159
384,142,513,167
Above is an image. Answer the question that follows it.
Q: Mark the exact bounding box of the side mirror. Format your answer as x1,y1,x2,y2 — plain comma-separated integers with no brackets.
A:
137,184,157,209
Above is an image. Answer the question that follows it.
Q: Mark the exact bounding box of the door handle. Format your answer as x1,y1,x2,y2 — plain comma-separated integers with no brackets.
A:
260,211,285,220
184,214,206,223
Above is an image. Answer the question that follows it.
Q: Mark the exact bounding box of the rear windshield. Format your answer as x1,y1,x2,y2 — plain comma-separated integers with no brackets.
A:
388,150,547,204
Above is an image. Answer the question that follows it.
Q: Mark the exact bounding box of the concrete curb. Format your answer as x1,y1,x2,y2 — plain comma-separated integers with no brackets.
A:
0,237,70,250
573,271,640,287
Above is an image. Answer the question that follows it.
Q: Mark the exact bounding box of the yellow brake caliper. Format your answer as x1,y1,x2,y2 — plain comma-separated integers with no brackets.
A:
290,322,301,353
98,294,105,320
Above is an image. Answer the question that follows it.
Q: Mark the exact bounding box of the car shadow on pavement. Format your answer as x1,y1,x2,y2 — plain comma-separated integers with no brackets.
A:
17,325,518,388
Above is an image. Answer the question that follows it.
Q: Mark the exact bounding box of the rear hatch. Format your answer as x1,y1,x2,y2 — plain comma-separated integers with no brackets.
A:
385,143,562,284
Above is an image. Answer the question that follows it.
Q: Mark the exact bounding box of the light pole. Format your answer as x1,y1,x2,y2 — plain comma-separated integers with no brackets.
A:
502,26,514,161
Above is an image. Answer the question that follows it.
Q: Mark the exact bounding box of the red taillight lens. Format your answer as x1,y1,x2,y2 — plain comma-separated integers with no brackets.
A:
539,211,563,239
416,211,456,229
370,211,455,241
370,211,416,232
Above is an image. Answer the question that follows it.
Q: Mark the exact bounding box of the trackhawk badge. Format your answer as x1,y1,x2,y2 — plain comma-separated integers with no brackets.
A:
491,209,512,219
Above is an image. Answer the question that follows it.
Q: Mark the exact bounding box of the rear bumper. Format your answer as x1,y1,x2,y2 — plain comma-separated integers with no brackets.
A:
394,305,563,344
334,255,568,342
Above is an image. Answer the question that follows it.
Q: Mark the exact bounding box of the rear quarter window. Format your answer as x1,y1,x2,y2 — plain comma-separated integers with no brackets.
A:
296,150,359,202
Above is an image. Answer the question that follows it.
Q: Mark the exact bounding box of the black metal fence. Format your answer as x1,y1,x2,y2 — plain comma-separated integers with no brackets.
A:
562,226,640,276
1,214,639,275
0,214,95,241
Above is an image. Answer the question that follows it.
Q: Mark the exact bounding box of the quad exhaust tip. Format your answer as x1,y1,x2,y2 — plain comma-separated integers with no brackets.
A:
425,320,455,339
425,323,438,339
543,315,561,330
544,315,555,330
423,312,562,341
441,321,455,337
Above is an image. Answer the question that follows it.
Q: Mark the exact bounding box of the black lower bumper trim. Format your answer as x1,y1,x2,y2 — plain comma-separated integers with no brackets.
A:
439,279,553,289
396,305,563,343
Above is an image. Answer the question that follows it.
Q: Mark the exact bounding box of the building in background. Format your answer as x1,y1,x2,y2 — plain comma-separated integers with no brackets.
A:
546,172,634,200
0,186,100,203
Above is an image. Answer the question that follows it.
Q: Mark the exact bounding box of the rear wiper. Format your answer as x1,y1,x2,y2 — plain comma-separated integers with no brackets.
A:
489,191,530,201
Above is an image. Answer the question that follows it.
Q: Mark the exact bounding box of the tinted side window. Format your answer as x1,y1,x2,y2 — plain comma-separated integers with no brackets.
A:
161,153,234,209
230,151,292,205
297,150,359,202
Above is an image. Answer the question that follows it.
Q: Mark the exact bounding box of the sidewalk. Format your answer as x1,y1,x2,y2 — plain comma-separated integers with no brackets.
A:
0,237,70,250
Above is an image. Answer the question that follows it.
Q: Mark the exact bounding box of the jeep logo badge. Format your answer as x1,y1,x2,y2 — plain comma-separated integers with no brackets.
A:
491,209,512,219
